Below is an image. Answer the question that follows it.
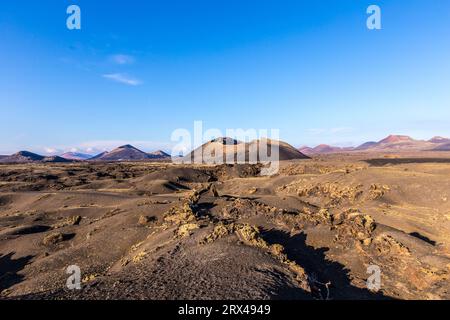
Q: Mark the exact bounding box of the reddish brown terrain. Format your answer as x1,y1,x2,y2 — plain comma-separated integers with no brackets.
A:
1,152,450,300
301,135,450,155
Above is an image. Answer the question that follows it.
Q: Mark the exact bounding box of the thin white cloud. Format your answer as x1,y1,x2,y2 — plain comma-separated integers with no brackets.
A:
103,73,142,86
44,147,58,154
109,54,135,65
77,140,174,154
32,141,173,156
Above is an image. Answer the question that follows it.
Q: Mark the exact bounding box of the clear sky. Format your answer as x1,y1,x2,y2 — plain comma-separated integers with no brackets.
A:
1,0,450,154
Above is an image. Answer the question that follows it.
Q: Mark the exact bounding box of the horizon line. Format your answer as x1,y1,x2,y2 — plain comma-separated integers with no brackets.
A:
1,133,449,156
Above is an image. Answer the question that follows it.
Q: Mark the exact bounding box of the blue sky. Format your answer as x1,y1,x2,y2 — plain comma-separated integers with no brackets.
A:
1,0,450,154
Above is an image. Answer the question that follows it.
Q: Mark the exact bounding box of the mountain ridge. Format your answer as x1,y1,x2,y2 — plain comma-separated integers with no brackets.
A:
3,134,450,162
61,152,93,160
183,137,309,163
300,135,450,154
90,145,170,161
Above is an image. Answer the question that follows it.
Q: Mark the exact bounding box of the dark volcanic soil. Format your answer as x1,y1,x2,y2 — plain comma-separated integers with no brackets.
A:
1,156,450,300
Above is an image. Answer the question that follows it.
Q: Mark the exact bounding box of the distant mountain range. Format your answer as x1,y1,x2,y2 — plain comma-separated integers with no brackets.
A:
60,152,93,160
0,145,171,164
300,135,450,154
2,135,450,164
0,151,73,164
299,144,353,154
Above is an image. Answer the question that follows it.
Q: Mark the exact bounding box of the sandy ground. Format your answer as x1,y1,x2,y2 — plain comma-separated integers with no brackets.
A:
1,154,450,300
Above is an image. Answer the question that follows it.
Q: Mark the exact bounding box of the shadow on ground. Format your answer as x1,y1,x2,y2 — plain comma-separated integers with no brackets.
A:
260,229,393,300
365,158,450,166
409,232,436,246
0,252,34,292
256,268,313,300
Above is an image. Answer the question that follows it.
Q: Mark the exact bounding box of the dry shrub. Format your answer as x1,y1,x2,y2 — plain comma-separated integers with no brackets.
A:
201,223,235,244
176,223,200,237
164,202,197,225
82,274,99,283
280,181,390,207
52,215,81,229
132,251,148,263
333,212,378,247
222,198,277,219
163,189,205,226
373,234,411,256
42,232,64,246
235,224,269,249
369,184,390,200
279,181,364,207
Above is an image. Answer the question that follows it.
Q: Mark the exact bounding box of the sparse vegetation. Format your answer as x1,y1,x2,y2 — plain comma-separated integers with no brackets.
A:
176,223,200,237
132,251,148,263
42,232,64,246
368,184,390,200
52,215,81,229
1,159,449,300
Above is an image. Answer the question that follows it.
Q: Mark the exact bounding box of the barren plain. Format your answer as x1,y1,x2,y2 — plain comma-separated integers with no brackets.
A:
1,153,450,300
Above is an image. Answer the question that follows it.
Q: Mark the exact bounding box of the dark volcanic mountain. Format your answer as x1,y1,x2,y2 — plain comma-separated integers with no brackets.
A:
0,151,73,163
433,142,450,151
147,150,171,159
90,145,170,161
311,145,337,153
183,138,309,163
0,151,45,163
89,151,109,160
61,152,93,160
93,145,149,161
300,144,354,155
298,146,313,154
42,156,73,163
429,136,450,144
354,141,378,151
